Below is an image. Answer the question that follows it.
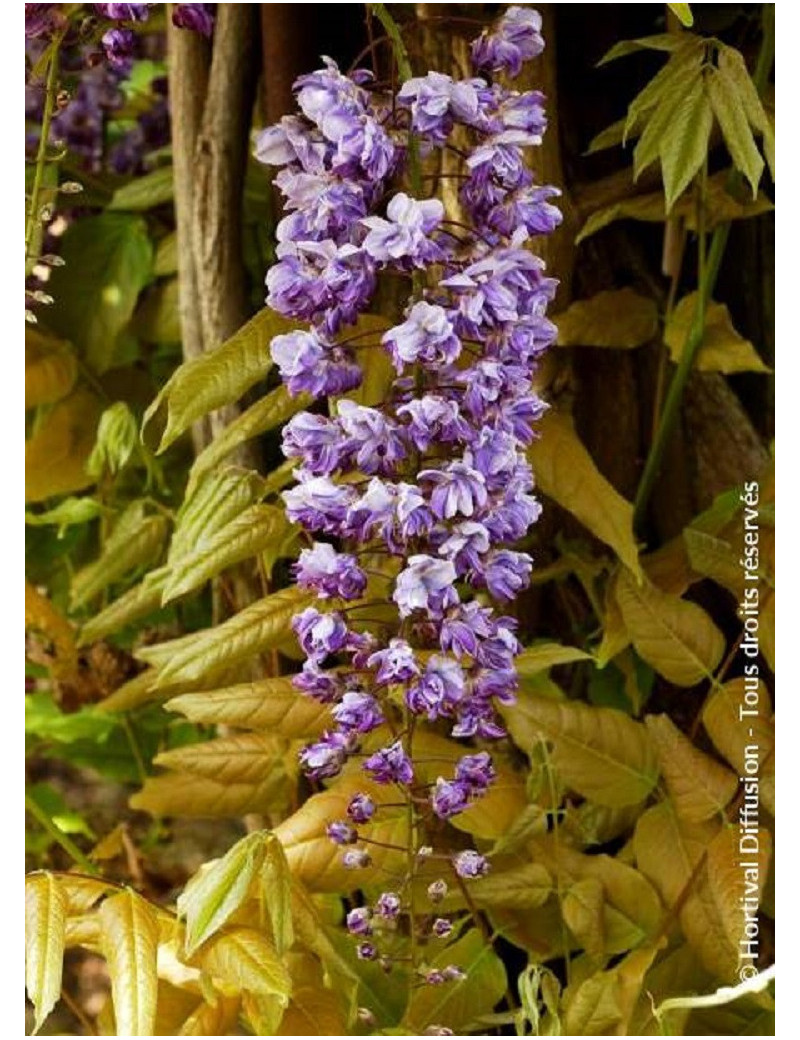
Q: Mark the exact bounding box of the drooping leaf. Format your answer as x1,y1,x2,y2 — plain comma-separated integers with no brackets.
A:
529,410,642,578
98,889,159,1037
168,466,266,565
658,71,713,210
717,45,775,180
188,385,310,491
152,732,284,784
78,568,168,646
166,676,331,739
45,213,153,372
108,165,174,211
510,697,658,807
26,327,76,409
25,388,102,502
597,33,685,66
199,926,291,1002
623,38,704,143
644,714,738,822
665,294,771,373
405,928,507,1033
87,401,140,478
25,873,67,1034
682,528,742,596
615,567,725,685
143,307,298,453
554,288,658,349
178,996,242,1036
261,834,294,956
563,947,661,1036
561,877,606,960
177,831,268,956
707,65,764,195
135,277,181,344
702,679,774,815
163,504,297,604
277,985,347,1036
131,767,290,819
97,669,160,713
667,3,693,26
516,642,591,677
137,587,313,689
26,496,104,535
70,502,169,609
633,65,703,182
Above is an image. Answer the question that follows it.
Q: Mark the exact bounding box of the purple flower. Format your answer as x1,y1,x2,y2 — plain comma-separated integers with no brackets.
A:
364,740,414,785
397,72,492,143
438,521,491,575
337,400,406,475
347,793,376,824
293,607,350,661
393,555,458,618
362,194,445,266
420,461,488,520
327,821,357,845
101,28,136,69
480,549,533,600
345,478,397,543
356,941,378,960
282,413,346,475
283,476,352,534
292,661,343,703
471,7,544,78
368,638,420,685
427,880,448,903
332,691,384,733
25,4,65,38
343,848,372,870
295,543,367,600
299,731,352,780
452,850,489,879
397,395,470,452
94,3,150,20
406,656,466,719
432,918,453,938
347,907,373,935
270,329,361,398
172,3,214,36
375,892,401,919
440,602,494,658
455,751,496,792
383,302,461,372
396,483,436,540
430,778,471,819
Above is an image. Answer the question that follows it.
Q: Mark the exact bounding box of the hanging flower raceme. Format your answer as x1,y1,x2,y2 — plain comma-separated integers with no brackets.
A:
255,2,560,997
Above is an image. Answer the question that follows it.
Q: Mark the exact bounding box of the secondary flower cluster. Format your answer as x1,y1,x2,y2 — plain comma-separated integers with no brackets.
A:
256,4,559,979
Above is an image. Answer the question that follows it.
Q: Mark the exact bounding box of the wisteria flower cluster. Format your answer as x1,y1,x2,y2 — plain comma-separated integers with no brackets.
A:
255,4,560,992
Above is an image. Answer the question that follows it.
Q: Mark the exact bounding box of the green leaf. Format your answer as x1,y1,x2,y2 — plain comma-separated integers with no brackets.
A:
87,402,140,478
667,3,693,27
26,691,116,744
597,33,684,66
78,569,168,646
717,45,774,180
200,926,291,1003
683,528,742,595
188,385,310,491
170,466,266,565
137,587,312,689
134,278,181,344
25,873,67,1034
153,231,177,276
633,66,702,181
659,72,713,210
262,834,294,956
108,165,174,211
25,497,103,535
529,410,642,578
178,831,268,956
665,294,771,374
406,929,507,1032
26,327,76,409
555,288,658,349
707,66,764,196
585,118,626,155
25,388,103,503
624,39,704,143
166,676,331,739
70,501,169,609
143,306,298,454
153,732,283,784
516,642,591,676
45,214,153,372
514,697,659,807
98,890,159,1037
27,783,96,841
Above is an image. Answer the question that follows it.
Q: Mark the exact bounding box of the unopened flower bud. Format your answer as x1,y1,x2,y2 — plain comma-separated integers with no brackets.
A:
427,879,448,904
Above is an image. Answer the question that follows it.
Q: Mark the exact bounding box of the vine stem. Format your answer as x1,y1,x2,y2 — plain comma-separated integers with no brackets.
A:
25,794,101,877
25,36,63,273
632,12,774,533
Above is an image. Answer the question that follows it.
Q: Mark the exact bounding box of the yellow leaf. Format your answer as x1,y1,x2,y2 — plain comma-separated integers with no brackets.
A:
516,641,591,675
615,567,725,685
178,995,241,1035
645,714,738,822
97,669,161,713
406,928,507,1032
132,762,289,819
562,878,606,961
200,926,291,1002
555,288,658,349
154,732,285,784
512,697,659,807
25,873,66,1034
137,587,313,690
702,679,774,816
563,946,661,1036
277,985,347,1035
98,889,159,1036
706,825,771,951
665,295,771,374
166,677,331,739
79,570,168,646
25,580,77,680
529,410,642,578
56,873,115,913
143,306,299,453
177,831,268,956
26,328,76,409
667,3,693,26
25,388,102,502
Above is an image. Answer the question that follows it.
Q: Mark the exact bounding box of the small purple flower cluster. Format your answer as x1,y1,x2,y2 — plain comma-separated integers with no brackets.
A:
256,5,558,977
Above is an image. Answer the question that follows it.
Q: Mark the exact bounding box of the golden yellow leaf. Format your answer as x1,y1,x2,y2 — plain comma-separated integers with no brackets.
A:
177,995,241,1036
562,878,606,961
665,294,771,374
516,642,591,675
79,570,168,646
26,328,77,409
563,946,661,1036
529,410,642,577
705,825,771,951
277,985,347,1036
702,679,774,815
200,926,291,1002
154,732,285,785
97,670,161,713
25,388,102,502
511,697,659,807
166,677,332,739
25,873,67,1034
555,288,658,349
25,580,77,680
645,714,738,821
98,889,159,1036
615,567,725,685
131,764,290,819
